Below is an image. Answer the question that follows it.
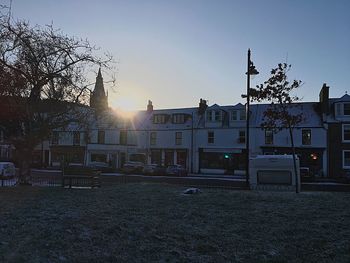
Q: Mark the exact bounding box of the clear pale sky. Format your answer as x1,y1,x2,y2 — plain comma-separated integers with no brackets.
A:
6,0,350,111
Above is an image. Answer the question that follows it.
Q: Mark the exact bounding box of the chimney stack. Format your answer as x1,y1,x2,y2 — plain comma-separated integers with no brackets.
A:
147,100,153,112
198,98,208,115
319,83,329,114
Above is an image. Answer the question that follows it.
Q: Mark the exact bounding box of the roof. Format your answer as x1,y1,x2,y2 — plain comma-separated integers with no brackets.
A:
330,94,350,103
250,102,323,128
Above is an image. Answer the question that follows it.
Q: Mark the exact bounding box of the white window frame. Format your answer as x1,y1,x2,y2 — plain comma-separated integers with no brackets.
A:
335,103,341,116
342,124,350,142
150,132,157,145
231,110,238,121
238,130,245,143
302,129,311,145
344,103,350,116
214,110,221,122
153,114,166,124
343,150,350,168
172,114,185,124
265,130,273,145
206,111,212,122
239,109,246,121
175,132,182,145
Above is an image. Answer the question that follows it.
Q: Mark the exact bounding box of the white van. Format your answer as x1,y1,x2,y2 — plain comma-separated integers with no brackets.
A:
250,155,300,192
0,162,16,177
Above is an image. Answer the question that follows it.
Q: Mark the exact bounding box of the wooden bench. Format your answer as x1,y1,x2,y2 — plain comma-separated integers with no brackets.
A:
62,166,101,188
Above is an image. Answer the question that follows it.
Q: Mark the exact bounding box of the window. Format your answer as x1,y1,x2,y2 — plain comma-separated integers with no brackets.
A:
84,132,90,143
335,104,341,116
175,132,182,145
344,103,350,115
153,114,167,124
91,153,107,163
239,109,246,120
208,131,214,144
207,110,221,122
238,130,246,143
98,130,105,144
231,110,238,121
73,131,80,146
120,130,127,145
343,124,350,142
150,132,156,145
172,114,185,124
206,111,212,121
302,129,311,145
52,131,59,145
214,111,221,121
265,130,273,145
343,151,350,168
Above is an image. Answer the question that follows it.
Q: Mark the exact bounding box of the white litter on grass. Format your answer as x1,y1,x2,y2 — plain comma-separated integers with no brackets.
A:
183,188,202,195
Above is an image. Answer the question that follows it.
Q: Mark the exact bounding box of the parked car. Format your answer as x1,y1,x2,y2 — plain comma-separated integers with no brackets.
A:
122,161,144,174
143,164,167,175
64,164,100,176
0,162,16,177
166,164,188,176
89,162,114,173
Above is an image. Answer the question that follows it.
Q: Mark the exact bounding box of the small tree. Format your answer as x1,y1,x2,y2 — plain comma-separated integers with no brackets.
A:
249,63,303,193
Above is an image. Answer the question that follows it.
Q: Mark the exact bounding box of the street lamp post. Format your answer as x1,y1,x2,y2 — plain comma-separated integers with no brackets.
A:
245,49,259,187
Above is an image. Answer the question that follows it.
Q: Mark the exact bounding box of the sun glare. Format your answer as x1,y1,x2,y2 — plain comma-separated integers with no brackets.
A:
111,97,138,118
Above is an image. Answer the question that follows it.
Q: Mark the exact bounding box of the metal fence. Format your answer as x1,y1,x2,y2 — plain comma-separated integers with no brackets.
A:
30,169,62,187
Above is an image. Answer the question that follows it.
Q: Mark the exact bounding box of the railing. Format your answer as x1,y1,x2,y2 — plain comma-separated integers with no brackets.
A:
0,175,18,187
30,169,62,187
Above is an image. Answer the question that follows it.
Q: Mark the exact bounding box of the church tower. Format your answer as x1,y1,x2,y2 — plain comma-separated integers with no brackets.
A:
90,68,108,111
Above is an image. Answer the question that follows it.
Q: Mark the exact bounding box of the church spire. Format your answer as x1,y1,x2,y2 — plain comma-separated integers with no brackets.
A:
90,68,108,111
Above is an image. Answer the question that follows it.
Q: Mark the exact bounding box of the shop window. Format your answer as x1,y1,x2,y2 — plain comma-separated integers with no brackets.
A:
91,154,107,163
208,131,214,144
165,151,174,166
151,150,161,165
176,150,187,167
302,129,311,145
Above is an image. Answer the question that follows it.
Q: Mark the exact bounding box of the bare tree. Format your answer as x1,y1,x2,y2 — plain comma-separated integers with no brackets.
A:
0,10,113,182
249,63,303,193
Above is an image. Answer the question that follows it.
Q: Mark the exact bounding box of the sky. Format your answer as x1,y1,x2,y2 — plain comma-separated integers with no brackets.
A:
4,0,350,111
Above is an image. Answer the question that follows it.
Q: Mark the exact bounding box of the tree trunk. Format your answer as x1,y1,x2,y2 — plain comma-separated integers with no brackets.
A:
288,126,299,193
16,147,33,185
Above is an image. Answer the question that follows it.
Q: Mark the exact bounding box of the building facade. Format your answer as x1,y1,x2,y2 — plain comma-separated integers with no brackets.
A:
3,71,346,178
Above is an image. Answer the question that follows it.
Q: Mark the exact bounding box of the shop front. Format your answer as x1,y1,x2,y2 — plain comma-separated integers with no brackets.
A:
199,148,246,175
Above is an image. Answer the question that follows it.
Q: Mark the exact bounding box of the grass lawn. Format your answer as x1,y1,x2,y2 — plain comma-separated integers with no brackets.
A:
0,183,350,262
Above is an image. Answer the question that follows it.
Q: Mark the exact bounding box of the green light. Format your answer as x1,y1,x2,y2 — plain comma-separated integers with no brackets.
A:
224,154,230,159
